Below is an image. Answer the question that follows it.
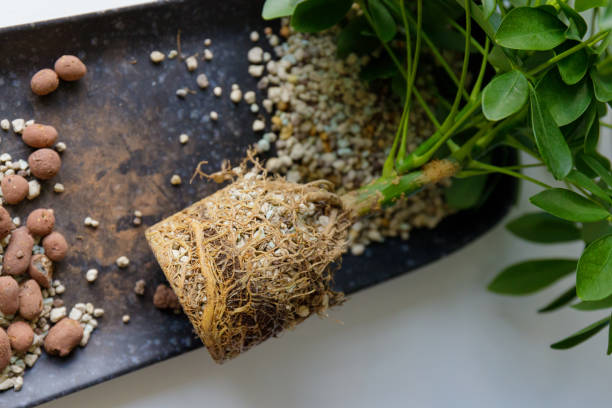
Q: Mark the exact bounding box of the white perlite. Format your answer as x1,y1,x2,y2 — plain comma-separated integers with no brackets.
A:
196,73,209,89
49,306,67,323
247,46,263,63
167,50,178,59
185,56,198,71
85,268,98,282
53,183,65,193
11,119,24,134
250,31,260,42
122,314,131,324
204,49,213,61
116,256,130,268
213,86,222,97
27,180,41,200
248,65,264,77
179,134,189,144
210,111,219,121
149,51,165,63
0,119,9,131
244,91,256,104
55,142,67,152
170,174,182,185
230,89,243,103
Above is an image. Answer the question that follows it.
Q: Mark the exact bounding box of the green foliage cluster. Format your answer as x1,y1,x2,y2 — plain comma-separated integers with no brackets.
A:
262,0,612,353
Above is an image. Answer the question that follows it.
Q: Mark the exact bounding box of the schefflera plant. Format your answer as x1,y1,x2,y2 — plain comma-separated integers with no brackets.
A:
262,0,612,354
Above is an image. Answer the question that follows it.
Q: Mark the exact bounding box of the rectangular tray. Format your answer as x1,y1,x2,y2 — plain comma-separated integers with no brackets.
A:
0,1,517,406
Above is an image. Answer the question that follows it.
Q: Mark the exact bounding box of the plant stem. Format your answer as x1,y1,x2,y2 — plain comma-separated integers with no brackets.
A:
528,30,610,77
397,0,422,163
469,160,552,188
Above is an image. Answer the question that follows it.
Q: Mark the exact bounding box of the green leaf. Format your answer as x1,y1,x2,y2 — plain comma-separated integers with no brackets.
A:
536,70,592,127
550,317,610,349
444,175,488,210
575,0,607,12
600,4,612,31
530,188,610,222
487,45,514,73
337,16,380,58
582,220,612,245
556,41,589,85
262,0,303,19
539,286,577,313
591,66,612,102
495,7,567,51
572,293,612,310
580,153,612,186
560,3,587,39
488,259,577,295
563,102,597,145
367,0,396,42
482,70,529,121
608,313,612,355
529,87,573,179
506,212,581,243
482,0,496,19
577,234,612,301
565,170,612,204
291,0,352,32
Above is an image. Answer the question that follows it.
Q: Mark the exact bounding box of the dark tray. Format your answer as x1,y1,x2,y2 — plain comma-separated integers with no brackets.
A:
0,1,518,406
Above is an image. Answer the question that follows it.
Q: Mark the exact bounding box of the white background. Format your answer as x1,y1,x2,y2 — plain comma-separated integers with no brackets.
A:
2,2,612,407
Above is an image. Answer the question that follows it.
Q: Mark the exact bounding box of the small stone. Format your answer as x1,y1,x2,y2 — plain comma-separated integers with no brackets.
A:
55,284,65,294
24,353,37,367
351,244,366,256
13,376,23,391
250,104,259,113
69,307,83,321
248,46,263,64
93,308,104,317
149,51,165,63
209,111,219,121
179,134,189,144
53,183,65,193
250,31,260,42
0,119,9,131
204,38,212,46
248,65,264,77
122,314,130,324
170,174,182,186
203,49,213,61
176,88,189,98
85,269,98,283
185,56,198,71
116,256,130,268
134,210,143,218
133,279,146,295
244,91,256,105
27,180,41,200
256,139,270,152
230,89,243,103
213,86,222,97
12,119,25,134
252,119,265,132
133,217,142,226
55,142,67,152
196,73,209,89
297,305,310,317
49,306,67,323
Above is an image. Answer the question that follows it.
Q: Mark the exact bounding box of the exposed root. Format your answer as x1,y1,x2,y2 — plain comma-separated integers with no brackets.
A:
146,173,352,363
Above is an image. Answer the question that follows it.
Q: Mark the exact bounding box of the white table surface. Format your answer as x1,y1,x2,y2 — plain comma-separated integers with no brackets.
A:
2,2,612,407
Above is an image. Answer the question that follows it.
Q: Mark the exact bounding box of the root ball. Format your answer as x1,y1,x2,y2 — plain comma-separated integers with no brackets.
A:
146,174,351,362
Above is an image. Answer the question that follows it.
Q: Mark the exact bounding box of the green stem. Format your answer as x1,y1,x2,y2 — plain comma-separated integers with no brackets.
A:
469,160,552,188
470,37,491,100
447,18,486,56
600,121,612,129
397,0,422,163
438,0,471,135
357,0,440,128
528,30,610,77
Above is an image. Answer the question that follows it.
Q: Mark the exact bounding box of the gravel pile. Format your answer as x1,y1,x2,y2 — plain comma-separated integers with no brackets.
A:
249,21,451,255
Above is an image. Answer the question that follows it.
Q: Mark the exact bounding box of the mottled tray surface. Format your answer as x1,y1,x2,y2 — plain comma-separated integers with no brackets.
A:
0,1,517,406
